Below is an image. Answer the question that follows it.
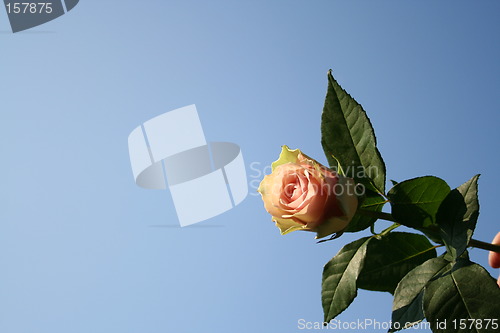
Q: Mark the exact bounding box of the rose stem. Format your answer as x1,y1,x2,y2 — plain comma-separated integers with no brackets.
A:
356,209,396,222
468,239,500,253
356,209,500,253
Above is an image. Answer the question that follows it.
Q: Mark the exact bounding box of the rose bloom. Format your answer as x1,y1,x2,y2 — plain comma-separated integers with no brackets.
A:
258,146,358,238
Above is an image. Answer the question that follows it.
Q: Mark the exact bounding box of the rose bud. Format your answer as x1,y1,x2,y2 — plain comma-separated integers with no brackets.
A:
258,146,358,239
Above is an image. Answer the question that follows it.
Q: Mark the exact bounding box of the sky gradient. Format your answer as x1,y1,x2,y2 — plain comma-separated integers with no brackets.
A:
1,1,499,332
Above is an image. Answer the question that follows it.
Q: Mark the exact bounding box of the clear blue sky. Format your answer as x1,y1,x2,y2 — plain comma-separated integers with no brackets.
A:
1,1,499,332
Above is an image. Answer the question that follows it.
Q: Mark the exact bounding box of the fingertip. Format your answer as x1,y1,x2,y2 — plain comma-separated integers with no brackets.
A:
488,232,500,269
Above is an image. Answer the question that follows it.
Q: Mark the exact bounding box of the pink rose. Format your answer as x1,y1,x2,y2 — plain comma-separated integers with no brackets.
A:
258,146,358,238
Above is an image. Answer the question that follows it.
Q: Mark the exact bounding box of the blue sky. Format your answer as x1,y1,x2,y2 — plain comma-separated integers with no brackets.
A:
1,1,499,332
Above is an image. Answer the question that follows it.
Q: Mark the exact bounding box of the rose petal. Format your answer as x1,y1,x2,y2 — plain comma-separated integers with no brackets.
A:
293,185,329,224
273,217,306,235
258,172,288,218
313,216,352,239
271,146,301,171
289,190,308,210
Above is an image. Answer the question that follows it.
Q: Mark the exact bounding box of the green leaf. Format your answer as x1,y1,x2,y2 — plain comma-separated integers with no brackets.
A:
390,256,450,332
322,237,370,322
436,175,480,260
357,232,437,294
343,189,386,233
321,70,386,194
387,176,450,229
424,259,500,333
